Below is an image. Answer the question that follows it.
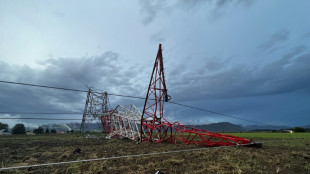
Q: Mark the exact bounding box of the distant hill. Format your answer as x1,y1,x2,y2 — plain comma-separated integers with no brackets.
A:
187,122,245,132
244,125,291,131
188,122,302,132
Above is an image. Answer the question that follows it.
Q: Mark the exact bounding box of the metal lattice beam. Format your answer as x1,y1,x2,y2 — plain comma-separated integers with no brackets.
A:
140,44,251,146
80,89,110,132
101,104,141,141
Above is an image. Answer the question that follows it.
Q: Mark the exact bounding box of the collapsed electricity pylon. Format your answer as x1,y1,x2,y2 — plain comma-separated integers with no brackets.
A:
101,104,141,141
80,89,110,132
140,44,251,146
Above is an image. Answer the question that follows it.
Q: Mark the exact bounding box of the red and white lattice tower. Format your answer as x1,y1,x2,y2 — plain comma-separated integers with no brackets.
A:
140,44,251,146
140,44,170,142
101,104,141,141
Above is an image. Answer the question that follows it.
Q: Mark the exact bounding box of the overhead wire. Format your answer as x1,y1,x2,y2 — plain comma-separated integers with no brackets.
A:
0,112,103,120
0,79,273,126
0,112,84,115
167,101,274,127
106,93,273,126
0,117,81,120
0,80,88,93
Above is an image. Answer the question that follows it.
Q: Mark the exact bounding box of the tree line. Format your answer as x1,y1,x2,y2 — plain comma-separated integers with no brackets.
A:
0,122,57,134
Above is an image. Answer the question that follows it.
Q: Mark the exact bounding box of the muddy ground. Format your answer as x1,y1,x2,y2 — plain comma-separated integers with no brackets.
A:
0,133,309,174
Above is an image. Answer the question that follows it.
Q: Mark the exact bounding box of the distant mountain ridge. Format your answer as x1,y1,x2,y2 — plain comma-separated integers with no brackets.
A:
243,124,291,131
188,122,310,132
187,122,245,132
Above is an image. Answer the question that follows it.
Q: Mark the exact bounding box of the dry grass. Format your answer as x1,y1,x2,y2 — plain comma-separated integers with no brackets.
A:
0,133,309,173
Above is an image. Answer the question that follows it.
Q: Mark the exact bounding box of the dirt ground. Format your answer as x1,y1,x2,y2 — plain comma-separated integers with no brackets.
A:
0,133,309,174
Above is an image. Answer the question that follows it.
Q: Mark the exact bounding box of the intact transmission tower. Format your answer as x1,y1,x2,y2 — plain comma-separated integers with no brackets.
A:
80,89,110,132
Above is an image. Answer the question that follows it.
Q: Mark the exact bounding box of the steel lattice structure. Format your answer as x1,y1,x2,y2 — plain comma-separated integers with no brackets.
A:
80,89,110,132
140,44,251,146
101,104,141,141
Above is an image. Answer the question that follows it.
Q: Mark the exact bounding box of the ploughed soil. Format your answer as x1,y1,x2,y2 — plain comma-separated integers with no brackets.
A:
0,133,309,174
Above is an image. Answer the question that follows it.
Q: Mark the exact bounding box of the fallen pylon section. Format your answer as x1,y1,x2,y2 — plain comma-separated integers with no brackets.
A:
101,104,141,141
140,44,251,146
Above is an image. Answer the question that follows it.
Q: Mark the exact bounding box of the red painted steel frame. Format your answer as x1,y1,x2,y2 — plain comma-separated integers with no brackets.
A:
140,44,251,146
101,111,114,134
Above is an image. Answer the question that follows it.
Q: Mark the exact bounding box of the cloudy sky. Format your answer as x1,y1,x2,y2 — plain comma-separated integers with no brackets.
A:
0,0,310,128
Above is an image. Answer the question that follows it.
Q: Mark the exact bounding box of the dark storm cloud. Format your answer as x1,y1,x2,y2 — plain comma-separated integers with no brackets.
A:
0,52,146,122
161,45,310,126
1,47,308,127
139,0,257,25
258,30,290,52
167,45,310,102
37,51,121,91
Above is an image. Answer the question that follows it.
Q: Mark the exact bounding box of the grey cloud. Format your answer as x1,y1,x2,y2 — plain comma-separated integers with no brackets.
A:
162,46,310,125
176,0,256,11
139,0,167,25
301,31,310,40
214,0,255,7
167,45,310,102
1,46,308,126
139,0,257,25
208,0,256,20
0,114,40,129
204,57,227,71
258,30,290,52
38,51,121,90
0,52,147,125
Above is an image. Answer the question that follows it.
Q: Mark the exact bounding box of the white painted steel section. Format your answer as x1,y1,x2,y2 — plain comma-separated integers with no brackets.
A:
105,104,141,141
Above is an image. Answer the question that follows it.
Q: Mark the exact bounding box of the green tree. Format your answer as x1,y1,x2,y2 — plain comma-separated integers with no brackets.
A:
51,129,57,134
12,124,26,134
45,128,50,134
293,127,305,132
33,126,44,134
0,122,9,131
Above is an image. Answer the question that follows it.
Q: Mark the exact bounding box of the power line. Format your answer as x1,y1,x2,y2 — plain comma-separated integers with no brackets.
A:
108,94,274,126
0,80,142,99
0,112,112,115
107,95,273,126
0,112,85,115
0,112,84,115
0,80,274,126
167,101,273,127
0,117,81,120
0,80,88,93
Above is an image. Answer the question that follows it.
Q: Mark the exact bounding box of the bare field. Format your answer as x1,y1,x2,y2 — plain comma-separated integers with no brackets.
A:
0,133,310,174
